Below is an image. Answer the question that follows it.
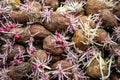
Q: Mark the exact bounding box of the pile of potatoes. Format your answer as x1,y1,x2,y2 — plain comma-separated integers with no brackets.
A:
0,0,120,80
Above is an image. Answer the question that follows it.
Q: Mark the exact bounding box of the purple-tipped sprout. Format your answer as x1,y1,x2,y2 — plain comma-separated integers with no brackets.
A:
66,15,79,33
30,56,52,79
41,7,53,22
0,67,11,80
0,53,8,66
19,4,31,12
27,37,36,57
50,64,73,80
53,32,74,51
12,47,25,65
39,71,50,80
72,65,89,80
102,35,117,48
113,27,120,41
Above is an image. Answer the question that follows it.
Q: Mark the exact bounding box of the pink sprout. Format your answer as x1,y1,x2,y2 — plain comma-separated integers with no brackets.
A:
0,53,8,65
50,64,73,80
0,67,11,80
19,4,31,12
114,27,120,41
41,8,53,22
66,15,79,33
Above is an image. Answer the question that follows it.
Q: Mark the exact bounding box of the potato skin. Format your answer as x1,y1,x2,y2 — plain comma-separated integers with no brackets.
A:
86,58,108,78
100,9,118,29
95,29,108,44
72,29,89,51
29,24,51,39
10,11,29,24
8,62,32,80
44,12,69,32
113,3,120,19
85,0,106,15
43,35,64,55
44,0,59,10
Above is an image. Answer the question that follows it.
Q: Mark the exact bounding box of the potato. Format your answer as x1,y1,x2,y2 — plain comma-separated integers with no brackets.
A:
8,27,31,43
29,24,51,39
8,62,32,80
27,1,42,20
44,12,69,32
7,45,25,61
100,9,118,29
113,3,120,19
44,0,59,10
86,58,108,78
95,29,108,44
10,11,29,24
79,16,96,29
52,55,61,62
52,60,72,70
43,35,64,55
72,29,89,51
85,0,106,15
32,49,48,61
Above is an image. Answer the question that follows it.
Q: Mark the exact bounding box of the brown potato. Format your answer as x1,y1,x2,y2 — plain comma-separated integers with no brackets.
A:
43,35,64,55
72,29,89,51
44,12,69,32
86,58,108,78
10,11,29,24
52,55,61,62
117,57,120,70
85,0,106,15
44,0,59,10
8,62,32,80
32,49,48,61
113,3,120,19
51,60,72,70
8,27,31,43
27,1,42,20
29,24,51,39
95,29,108,44
100,9,118,29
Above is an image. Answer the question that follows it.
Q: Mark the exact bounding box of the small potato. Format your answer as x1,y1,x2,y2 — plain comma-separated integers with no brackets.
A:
7,45,25,61
29,24,51,39
32,49,48,61
44,0,59,10
86,58,108,78
117,57,120,70
85,0,106,15
27,1,42,20
10,11,29,24
43,35,64,55
44,12,69,32
8,62,32,80
8,27,31,43
72,29,89,51
52,60,72,70
95,29,108,44
100,9,118,29
113,3,120,19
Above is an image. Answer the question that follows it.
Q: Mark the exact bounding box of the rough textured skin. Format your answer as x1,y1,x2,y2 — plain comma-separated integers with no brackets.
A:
43,35,64,55
8,62,32,80
100,9,118,29
8,27,31,43
44,12,69,32
32,49,48,61
44,0,59,10
113,3,120,18
95,29,108,44
86,58,108,78
72,29,89,51
52,60,72,70
85,0,106,15
29,24,51,39
10,11,29,24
